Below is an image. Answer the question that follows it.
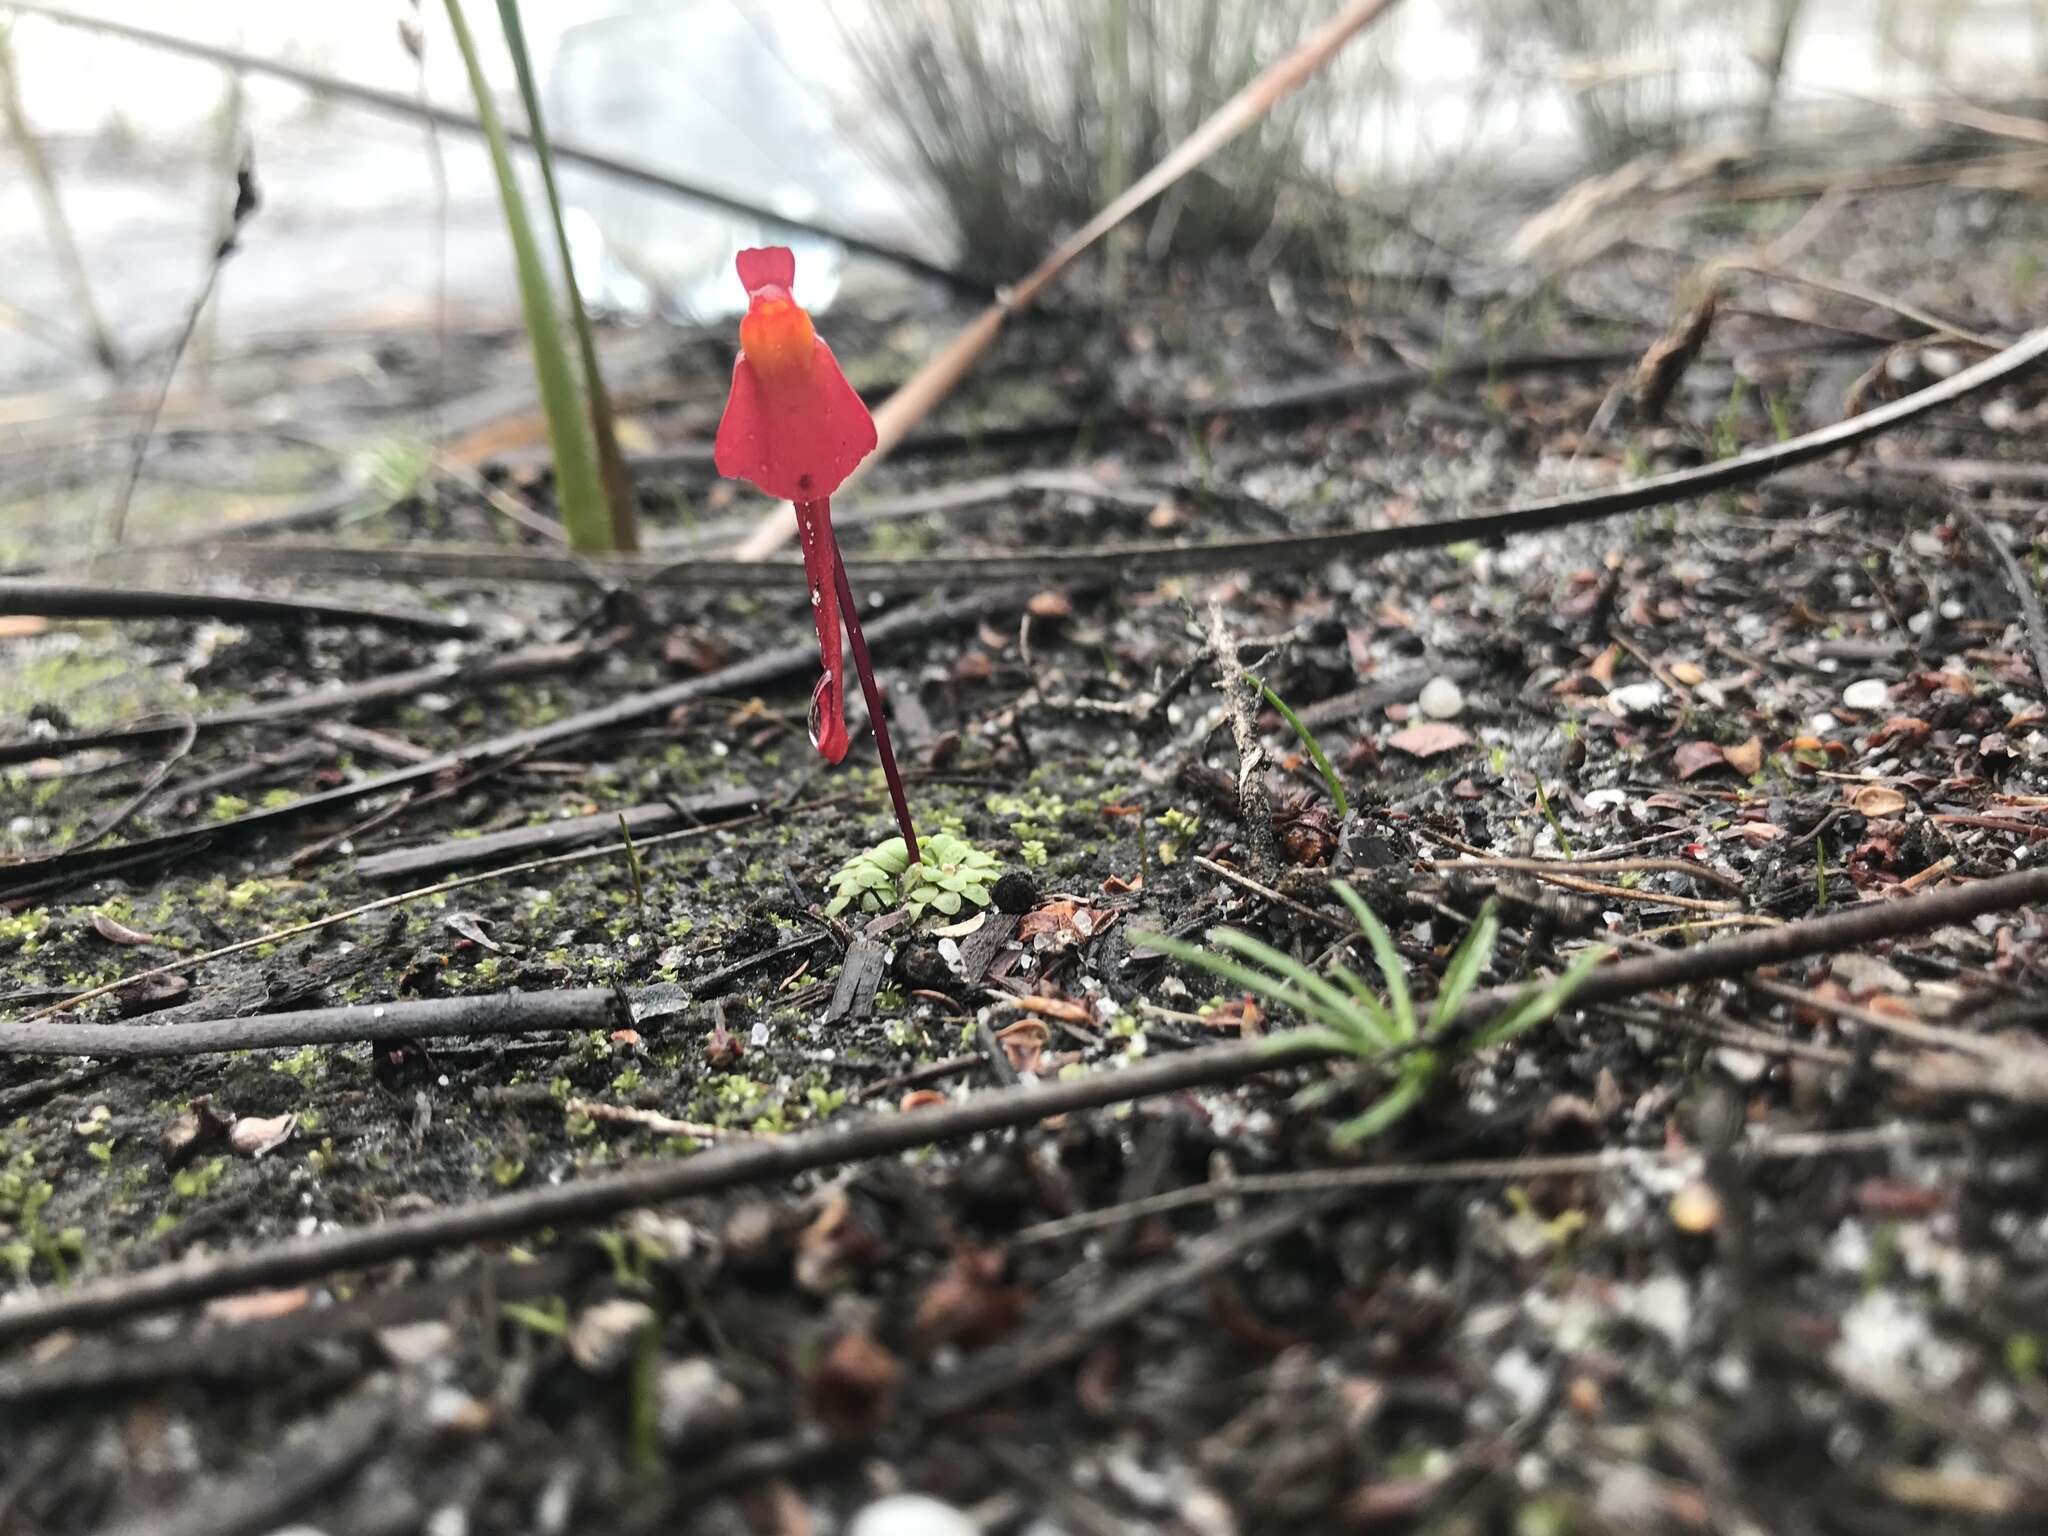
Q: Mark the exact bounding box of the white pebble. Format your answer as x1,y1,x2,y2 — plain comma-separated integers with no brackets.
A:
847,1496,977,1536
1842,678,1890,711
1417,675,1466,720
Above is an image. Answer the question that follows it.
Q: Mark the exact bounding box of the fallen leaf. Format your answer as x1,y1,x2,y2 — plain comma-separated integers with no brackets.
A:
0,615,49,639
1386,722,1472,759
90,912,160,947
806,1331,901,1445
160,1097,232,1171
1721,736,1764,776
1849,784,1909,817
1673,741,1728,781
912,1247,1026,1350
568,1298,655,1373
229,1112,298,1159
1669,659,1707,686
1204,996,1265,1037
445,911,518,954
899,1089,947,1112
1026,590,1074,619
993,1019,1049,1073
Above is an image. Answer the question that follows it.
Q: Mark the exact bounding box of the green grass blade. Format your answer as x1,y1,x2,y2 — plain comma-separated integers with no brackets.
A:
1252,674,1347,816
1423,900,1499,1037
1465,944,1610,1054
1330,881,1414,1039
1326,962,1397,1040
443,0,610,554
494,0,639,553
1205,928,1392,1046
1331,1069,1428,1147
1135,930,1369,1048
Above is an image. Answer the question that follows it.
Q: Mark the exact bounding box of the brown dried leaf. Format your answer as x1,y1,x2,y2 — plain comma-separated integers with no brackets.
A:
90,912,159,947
1673,741,1728,781
806,1331,901,1445
912,1247,1027,1351
1721,736,1763,777
1386,722,1472,759
1849,784,1909,817
229,1112,298,1159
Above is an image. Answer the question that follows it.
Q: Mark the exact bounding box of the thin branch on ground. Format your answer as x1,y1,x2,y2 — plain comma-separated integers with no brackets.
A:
0,634,602,767
0,589,1013,896
1204,600,1281,877
1010,1122,1956,1245
62,715,195,853
7,862,2048,1339
1953,500,2048,695
102,147,259,547
0,580,471,638
195,323,2048,597
8,792,861,1027
1423,854,1745,891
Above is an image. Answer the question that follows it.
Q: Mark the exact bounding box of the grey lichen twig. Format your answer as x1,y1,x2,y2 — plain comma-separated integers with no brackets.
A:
103,146,260,547
1954,499,2048,696
1206,599,1280,877
0,21,121,375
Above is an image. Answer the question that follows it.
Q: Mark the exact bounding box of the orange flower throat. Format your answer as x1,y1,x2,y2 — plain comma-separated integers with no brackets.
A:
738,293,816,383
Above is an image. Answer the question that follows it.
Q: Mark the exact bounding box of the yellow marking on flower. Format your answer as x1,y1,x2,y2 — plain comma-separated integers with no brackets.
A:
739,296,816,383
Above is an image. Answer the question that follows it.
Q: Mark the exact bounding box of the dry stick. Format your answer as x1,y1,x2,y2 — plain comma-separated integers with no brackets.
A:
0,580,472,638
7,863,2047,1341
1424,855,1746,891
64,715,196,854
0,987,629,1062
1009,1123,1955,1247
245,323,2048,596
0,587,1009,896
2,0,982,298
922,1195,1347,1415
0,22,120,374
732,0,1407,559
0,634,598,767
103,148,258,547
1954,500,2048,695
1204,600,1280,878
6,794,856,1028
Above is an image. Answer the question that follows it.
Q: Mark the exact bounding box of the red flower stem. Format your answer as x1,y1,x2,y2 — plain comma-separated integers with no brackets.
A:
830,550,920,864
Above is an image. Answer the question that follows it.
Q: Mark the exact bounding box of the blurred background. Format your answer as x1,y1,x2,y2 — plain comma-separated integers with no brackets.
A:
0,0,2043,550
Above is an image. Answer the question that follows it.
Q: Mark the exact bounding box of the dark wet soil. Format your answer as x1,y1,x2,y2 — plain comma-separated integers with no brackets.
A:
3,163,2048,1536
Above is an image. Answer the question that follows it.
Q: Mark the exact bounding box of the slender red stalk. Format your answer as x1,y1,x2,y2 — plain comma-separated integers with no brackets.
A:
831,535,920,860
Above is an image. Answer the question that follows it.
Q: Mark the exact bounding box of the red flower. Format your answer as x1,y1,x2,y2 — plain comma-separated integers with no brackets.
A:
713,248,918,857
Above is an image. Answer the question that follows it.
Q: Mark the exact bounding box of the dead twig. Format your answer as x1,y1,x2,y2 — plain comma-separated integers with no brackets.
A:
1204,601,1280,877
62,715,196,853
0,580,470,639
8,863,2048,1339
10,792,861,1026
1423,854,1744,892
217,321,2048,596
1954,501,2048,696
0,634,601,767
0,590,1012,896
0,988,624,1059
1010,1123,1955,1246
103,146,259,547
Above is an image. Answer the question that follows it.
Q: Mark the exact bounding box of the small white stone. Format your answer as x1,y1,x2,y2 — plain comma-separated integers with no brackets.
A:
1842,678,1890,711
1417,675,1466,720
847,1495,978,1536
1604,681,1667,717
